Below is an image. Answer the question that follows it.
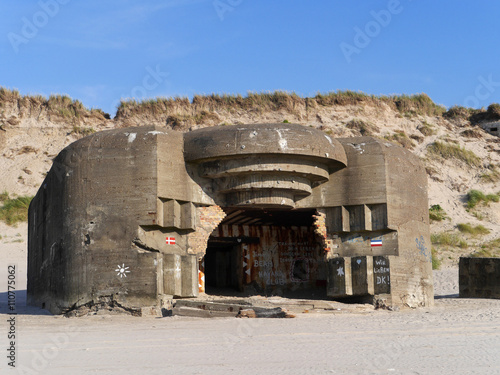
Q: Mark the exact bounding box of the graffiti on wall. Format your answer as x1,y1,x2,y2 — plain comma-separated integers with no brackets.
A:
415,236,431,262
115,263,130,278
373,257,390,285
250,241,320,286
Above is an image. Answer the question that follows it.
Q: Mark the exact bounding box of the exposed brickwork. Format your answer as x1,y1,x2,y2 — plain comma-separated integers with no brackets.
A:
187,205,226,256
313,210,331,253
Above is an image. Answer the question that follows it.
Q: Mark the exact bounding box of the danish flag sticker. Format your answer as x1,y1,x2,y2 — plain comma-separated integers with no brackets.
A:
166,237,176,245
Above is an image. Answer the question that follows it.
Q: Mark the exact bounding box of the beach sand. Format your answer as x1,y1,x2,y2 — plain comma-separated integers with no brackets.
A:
1,226,499,375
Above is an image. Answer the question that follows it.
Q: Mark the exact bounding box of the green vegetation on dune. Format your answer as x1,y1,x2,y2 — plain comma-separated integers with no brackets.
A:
470,238,500,258
466,190,499,209
431,232,468,248
457,223,490,236
431,248,441,270
427,141,481,167
0,192,33,226
429,204,447,221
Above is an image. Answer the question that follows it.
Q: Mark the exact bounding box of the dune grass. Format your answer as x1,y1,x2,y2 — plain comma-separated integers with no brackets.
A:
457,223,490,236
0,87,110,120
470,238,500,258
466,190,499,209
427,141,481,167
345,119,378,136
480,166,500,183
429,204,447,221
384,130,414,149
0,192,33,226
443,105,472,120
431,248,442,270
431,232,468,248
418,121,435,136
115,91,446,119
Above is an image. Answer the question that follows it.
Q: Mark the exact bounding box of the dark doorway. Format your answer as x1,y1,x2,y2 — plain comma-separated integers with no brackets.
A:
204,242,240,293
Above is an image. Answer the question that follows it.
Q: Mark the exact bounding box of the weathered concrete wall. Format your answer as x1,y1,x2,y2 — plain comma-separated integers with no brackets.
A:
298,137,387,209
28,123,433,314
28,126,195,313
459,257,500,299
299,137,433,307
384,142,433,307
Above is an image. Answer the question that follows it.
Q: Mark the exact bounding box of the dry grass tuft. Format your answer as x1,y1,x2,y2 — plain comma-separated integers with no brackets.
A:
470,238,500,258
443,105,471,121
70,126,95,136
115,91,446,122
166,114,194,130
487,103,500,120
345,119,378,136
431,248,441,270
460,129,483,138
17,146,38,154
385,131,414,149
0,87,110,122
480,165,500,183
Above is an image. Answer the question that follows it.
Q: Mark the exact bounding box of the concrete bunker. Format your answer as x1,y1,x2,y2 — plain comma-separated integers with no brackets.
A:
28,123,434,315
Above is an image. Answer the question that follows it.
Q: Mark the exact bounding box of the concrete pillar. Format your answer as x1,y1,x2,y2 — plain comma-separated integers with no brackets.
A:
327,257,352,297
164,254,182,296
181,255,199,297
181,202,196,230
351,256,374,295
373,256,391,294
163,199,181,228
363,205,372,231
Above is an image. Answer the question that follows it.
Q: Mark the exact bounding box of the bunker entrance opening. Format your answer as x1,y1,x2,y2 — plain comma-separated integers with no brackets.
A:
204,242,240,292
204,208,328,299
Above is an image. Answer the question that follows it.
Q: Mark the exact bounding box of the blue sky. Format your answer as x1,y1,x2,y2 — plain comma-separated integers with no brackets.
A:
1,0,500,117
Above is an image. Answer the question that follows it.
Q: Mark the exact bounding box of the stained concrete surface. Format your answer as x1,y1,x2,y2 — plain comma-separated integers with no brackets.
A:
28,125,433,314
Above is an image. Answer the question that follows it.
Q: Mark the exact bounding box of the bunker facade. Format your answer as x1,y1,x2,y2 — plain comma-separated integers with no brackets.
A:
28,123,433,314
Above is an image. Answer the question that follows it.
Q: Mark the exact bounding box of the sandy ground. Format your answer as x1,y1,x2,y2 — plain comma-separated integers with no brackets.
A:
1,227,499,375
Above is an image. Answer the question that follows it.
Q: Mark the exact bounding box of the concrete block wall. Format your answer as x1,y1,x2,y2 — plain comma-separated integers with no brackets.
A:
460,257,500,299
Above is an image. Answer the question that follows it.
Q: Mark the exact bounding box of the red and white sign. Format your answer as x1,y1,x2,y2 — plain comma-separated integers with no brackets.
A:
166,237,176,245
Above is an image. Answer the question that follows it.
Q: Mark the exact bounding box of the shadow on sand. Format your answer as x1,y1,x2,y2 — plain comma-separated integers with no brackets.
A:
434,293,460,299
0,290,52,316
